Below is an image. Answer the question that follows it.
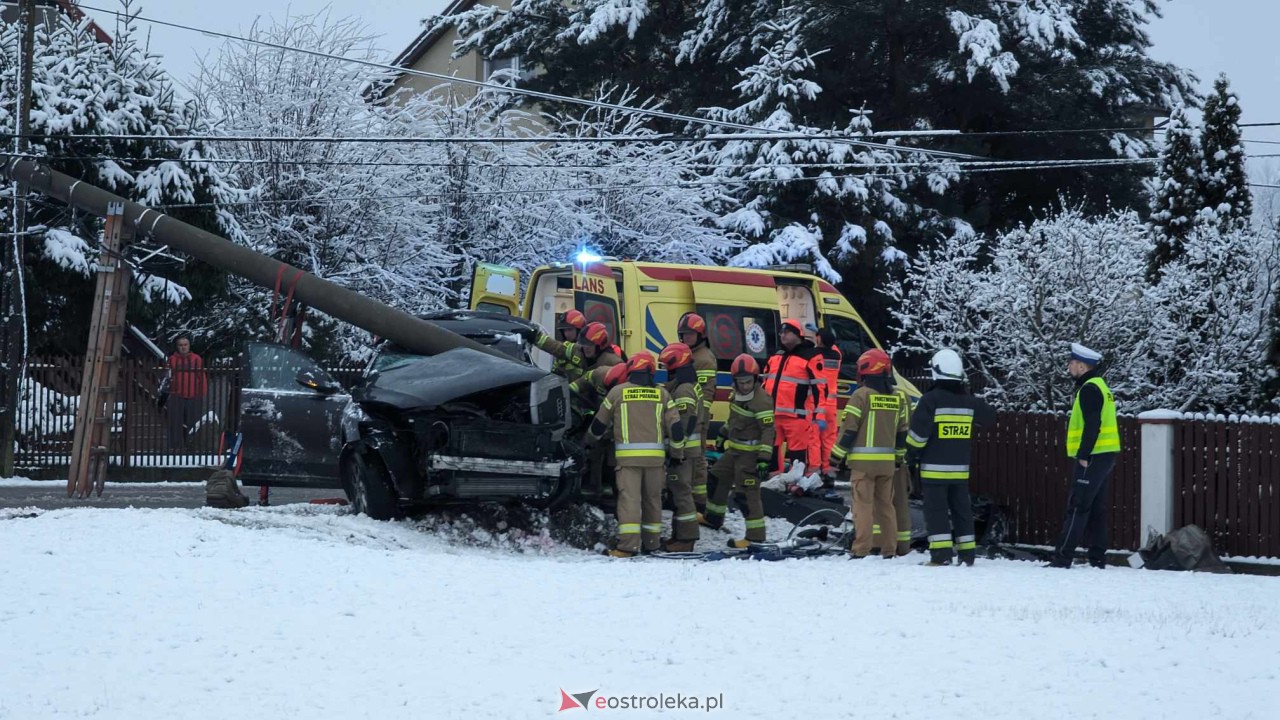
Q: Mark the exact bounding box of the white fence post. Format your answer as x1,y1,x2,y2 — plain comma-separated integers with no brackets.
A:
1138,409,1180,541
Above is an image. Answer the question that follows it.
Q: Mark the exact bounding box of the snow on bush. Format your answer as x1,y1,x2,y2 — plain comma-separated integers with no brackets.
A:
888,206,1280,412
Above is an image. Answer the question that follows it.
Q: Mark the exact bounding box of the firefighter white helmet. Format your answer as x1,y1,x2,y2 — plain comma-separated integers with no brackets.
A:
930,348,965,381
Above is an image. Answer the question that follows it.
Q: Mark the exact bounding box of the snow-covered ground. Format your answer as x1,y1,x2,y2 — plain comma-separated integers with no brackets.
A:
1,504,1276,719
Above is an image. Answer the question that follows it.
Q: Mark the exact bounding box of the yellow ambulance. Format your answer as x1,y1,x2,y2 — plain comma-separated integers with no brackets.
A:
469,256,920,422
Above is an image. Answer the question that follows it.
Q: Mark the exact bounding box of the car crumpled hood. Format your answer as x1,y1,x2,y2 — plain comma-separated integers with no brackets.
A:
353,347,547,411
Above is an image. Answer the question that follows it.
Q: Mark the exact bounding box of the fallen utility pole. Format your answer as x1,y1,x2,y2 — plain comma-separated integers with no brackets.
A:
0,0,38,478
0,158,506,360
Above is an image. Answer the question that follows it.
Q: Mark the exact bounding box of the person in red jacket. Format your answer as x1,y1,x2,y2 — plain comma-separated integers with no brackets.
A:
814,327,843,478
165,335,207,449
762,319,826,475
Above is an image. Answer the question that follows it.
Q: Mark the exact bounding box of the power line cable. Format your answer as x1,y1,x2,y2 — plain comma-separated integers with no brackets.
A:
5,151,1151,172
105,158,1157,210
73,2,980,161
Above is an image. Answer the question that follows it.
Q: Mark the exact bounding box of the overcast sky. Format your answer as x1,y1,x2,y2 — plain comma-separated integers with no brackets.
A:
97,0,1280,147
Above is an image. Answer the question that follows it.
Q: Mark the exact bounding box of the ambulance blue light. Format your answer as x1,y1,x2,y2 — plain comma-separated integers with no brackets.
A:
575,250,603,264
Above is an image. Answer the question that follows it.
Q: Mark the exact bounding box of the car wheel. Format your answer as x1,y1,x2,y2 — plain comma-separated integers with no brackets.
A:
344,450,402,521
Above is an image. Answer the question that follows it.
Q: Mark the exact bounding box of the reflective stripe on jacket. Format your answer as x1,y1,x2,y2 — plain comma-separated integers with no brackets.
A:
762,342,825,420
719,387,776,461
817,346,842,412
590,382,682,467
666,380,707,452
831,386,907,474
905,386,996,482
691,344,718,417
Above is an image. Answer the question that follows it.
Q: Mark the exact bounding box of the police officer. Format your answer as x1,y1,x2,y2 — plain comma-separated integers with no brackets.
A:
763,319,825,476
526,310,589,381
677,313,717,512
659,343,703,552
588,352,684,557
1049,343,1121,569
703,355,775,548
830,349,907,559
905,349,996,566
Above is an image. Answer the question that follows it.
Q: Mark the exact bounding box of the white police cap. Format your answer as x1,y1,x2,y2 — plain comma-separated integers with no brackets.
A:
1070,342,1102,365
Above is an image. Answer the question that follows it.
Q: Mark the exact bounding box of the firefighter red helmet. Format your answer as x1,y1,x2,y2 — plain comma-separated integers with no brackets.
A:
678,313,707,337
780,318,803,336
581,322,610,349
730,353,760,378
659,343,694,370
603,362,629,390
558,309,586,331
856,349,893,378
627,351,657,375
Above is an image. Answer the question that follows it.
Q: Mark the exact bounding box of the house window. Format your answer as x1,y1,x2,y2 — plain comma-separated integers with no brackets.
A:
483,55,523,80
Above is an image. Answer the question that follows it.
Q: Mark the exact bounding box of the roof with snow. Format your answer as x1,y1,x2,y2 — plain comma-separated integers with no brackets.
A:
388,0,478,75
0,0,111,44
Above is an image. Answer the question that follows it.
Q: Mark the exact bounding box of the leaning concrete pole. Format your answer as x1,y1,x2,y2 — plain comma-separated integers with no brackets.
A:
1,158,504,359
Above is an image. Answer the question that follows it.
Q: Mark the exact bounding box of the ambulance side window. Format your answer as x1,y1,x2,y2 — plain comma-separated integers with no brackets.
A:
826,315,874,381
698,305,779,369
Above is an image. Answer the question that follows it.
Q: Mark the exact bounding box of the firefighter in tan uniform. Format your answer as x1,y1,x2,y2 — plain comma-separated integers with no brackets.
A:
524,318,621,383
569,363,630,498
526,310,588,381
588,352,685,557
702,354,775,548
830,349,908,559
872,381,915,556
677,313,717,512
659,343,703,552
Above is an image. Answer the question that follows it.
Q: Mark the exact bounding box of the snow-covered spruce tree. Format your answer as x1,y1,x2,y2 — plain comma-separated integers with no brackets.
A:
1147,104,1203,280
0,4,238,355
191,14,461,359
700,12,956,286
886,207,1162,411
1199,74,1252,231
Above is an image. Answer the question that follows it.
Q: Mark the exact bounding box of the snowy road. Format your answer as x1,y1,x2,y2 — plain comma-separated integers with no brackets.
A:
1,503,1276,720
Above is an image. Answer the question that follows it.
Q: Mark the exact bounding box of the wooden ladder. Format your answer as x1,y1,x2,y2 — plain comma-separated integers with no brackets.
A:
68,203,132,498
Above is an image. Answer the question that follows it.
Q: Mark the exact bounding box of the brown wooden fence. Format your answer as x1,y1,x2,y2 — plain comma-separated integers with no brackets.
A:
1173,415,1280,558
970,412,1142,550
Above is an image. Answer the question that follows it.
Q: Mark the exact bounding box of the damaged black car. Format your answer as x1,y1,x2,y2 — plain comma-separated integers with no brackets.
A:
232,311,574,519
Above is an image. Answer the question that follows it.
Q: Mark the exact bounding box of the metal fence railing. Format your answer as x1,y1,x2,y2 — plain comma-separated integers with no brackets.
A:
14,355,362,474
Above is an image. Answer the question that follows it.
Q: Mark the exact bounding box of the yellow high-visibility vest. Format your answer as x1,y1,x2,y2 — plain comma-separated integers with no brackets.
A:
1066,377,1120,456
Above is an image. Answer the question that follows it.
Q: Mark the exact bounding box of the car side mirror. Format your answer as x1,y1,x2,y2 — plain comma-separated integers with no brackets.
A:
296,368,341,395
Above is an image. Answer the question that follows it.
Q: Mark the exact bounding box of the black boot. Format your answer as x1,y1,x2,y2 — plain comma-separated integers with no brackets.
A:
1046,554,1073,569
1088,558,1107,569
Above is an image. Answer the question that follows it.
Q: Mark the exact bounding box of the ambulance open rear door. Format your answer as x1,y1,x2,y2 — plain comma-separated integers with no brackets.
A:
573,261,621,349
468,263,521,315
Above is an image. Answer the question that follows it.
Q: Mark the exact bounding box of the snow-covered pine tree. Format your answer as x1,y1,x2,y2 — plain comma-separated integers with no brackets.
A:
1147,104,1203,280
0,2,239,354
1199,73,1252,231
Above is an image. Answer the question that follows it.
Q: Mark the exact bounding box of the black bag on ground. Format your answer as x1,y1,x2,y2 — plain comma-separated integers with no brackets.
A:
206,468,249,509
1138,525,1231,573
